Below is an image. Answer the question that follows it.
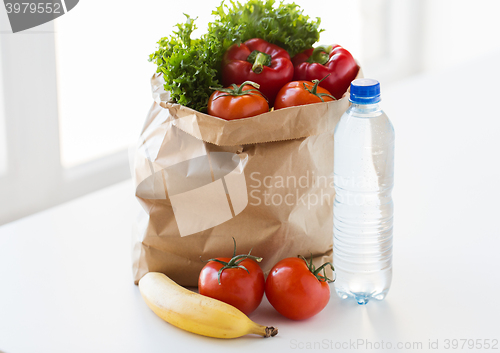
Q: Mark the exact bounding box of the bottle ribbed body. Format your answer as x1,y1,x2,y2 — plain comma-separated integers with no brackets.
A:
333,103,395,305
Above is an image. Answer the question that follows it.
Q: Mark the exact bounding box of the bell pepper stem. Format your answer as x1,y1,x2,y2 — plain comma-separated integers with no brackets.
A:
307,45,333,65
252,52,268,74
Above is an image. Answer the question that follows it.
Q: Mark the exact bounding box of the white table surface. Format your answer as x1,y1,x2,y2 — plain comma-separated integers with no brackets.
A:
1,51,500,353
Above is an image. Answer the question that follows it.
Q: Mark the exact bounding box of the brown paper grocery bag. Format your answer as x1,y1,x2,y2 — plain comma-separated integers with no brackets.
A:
132,69,362,286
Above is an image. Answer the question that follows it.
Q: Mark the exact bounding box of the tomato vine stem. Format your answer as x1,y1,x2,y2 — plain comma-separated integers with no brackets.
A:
207,237,263,285
209,81,268,102
302,74,336,102
298,253,335,283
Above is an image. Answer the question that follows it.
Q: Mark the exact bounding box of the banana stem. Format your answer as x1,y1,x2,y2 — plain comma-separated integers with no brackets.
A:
249,323,279,337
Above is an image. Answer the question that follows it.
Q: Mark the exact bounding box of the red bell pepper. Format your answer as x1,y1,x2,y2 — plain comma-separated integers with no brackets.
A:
292,45,359,100
222,38,294,105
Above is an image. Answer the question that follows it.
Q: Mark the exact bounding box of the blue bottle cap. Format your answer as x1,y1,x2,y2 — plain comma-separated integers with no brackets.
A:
350,78,381,104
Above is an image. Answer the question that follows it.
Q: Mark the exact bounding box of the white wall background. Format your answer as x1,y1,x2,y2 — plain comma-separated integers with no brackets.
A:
421,0,500,72
0,49,6,176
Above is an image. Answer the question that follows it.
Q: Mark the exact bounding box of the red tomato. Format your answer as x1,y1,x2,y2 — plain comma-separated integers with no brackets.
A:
265,256,334,320
208,81,269,120
199,256,265,316
274,78,335,110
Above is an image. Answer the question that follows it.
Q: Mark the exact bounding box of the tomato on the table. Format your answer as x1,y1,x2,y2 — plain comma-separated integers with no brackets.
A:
207,81,269,120
198,240,265,316
265,255,334,320
274,76,336,110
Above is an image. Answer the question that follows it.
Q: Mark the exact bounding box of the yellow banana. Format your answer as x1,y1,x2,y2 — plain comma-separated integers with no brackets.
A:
139,272,278,339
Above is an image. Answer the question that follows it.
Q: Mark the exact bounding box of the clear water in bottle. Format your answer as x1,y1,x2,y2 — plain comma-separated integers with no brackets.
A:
333,78,394,305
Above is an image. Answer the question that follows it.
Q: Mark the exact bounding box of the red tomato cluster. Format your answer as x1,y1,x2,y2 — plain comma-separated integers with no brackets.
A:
208,38,358,120
198,239,334,320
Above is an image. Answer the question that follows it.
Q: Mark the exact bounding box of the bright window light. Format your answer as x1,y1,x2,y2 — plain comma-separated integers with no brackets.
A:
54,0,194,168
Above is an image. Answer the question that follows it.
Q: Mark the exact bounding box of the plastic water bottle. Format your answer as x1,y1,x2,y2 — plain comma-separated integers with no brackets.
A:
333,78,394,305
